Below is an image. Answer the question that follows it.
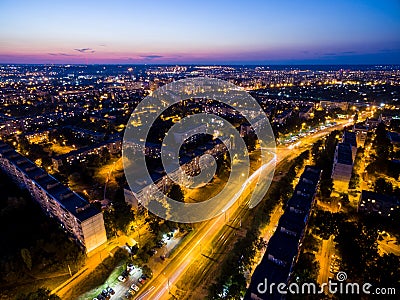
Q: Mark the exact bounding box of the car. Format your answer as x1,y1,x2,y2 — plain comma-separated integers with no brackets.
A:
128,288,136,295
330,266,339,273
107,287,115,295
124,291,133,299
101,289,111,299
118,275,127,282
97,295,106,300
131,283,140,291
127,263,134,271
93,298,98,300
138,277,147,284
156,240,165,248
160,255,166,260
149,249,157,255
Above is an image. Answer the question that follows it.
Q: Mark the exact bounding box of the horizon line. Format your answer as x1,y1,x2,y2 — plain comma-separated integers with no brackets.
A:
1,62,399,66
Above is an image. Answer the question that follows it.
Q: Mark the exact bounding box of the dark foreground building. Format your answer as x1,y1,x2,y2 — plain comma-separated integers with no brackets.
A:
245,166,321,300
0,141,107,253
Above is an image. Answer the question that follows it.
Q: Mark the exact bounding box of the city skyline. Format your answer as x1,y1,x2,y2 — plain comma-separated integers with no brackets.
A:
1,0,400,64
0,1,400,298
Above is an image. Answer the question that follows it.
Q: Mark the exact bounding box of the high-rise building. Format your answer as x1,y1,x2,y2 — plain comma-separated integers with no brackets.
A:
0,141,107,253
245,166,321,300
331,143,353,191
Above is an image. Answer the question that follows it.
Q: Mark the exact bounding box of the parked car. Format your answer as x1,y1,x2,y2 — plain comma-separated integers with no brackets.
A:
138,277,147,284
107,287,115,295
131,283,140,291
156,240,165,248
124,291,133,299
118,275,127,282
97,294,106,300
127,288,136,296
101,289,112,299
127,263,134,271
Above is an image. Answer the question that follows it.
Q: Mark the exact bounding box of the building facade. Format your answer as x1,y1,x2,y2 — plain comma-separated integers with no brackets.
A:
331,143,353,191
342,131,357,161
52,138,122,171
353,123,369,146
246,166,321,300
358,190,399,218
0,141,107,253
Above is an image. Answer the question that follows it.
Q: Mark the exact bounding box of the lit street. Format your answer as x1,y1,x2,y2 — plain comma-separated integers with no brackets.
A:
134,119,352,300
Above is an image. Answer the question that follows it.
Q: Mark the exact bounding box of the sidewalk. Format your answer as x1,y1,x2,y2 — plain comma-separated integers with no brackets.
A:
51,236,125,298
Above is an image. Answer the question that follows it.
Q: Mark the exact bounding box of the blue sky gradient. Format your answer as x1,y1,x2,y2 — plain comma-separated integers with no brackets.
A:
0,0,399,64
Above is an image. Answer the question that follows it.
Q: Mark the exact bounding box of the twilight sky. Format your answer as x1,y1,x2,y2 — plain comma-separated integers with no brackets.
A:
0,0,399,64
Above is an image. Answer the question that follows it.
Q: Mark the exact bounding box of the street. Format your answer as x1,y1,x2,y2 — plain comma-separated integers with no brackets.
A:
133,119,352,300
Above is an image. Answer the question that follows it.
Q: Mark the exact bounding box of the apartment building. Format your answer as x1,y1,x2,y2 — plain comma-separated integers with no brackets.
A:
331,143,353,191
342,131,357,161
246,166,321,300
52,138,122,171
0,141,107,253
358,190,399,218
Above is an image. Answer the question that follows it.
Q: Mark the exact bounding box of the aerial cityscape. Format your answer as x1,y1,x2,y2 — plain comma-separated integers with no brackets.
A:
0,1,399,300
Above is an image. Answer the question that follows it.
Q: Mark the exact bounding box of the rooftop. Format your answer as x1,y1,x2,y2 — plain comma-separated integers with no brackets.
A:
360,190,399,206
0,141,101,222
388,131,400,144
343,131,357,147
53,138,121,160
266,231,299,266
336,142,353,165
245,260,290,300
278,210,308,238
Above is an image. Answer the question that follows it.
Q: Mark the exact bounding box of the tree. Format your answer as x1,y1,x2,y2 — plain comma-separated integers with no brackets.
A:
311,139,323,161
21,248,32,270
131,244,139,256
311,210,343,240
148,200,168,220
103,189,135,236
292,252,320,282
167,184,184,203
341,193,350,205
141,264,153,278
18,136,30,153
374,177,393,194
372,254,400,286
100,147,111,163
113,189,134,233
16,288,61,300
216,154,231,177
374,123,392,161
353,112,359,122
320,177,334,198
334,221,378,279
243,133,257,152
349,172,360,189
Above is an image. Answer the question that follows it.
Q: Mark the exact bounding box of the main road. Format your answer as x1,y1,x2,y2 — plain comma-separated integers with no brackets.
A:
134,119,353,300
